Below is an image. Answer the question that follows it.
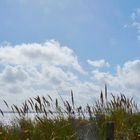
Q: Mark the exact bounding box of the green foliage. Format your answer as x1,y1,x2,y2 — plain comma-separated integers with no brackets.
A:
0,87,140,139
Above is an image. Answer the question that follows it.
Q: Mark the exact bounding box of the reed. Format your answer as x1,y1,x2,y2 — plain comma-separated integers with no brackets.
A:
0,86,140,140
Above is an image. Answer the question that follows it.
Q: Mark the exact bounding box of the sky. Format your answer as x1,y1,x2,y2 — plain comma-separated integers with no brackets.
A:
0,0,140,108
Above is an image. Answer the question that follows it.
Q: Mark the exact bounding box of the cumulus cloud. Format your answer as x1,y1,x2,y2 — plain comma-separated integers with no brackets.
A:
87,59,110,68
1,65,28,83
0,40,84,73
90,60,140,95
0,40,140,109
117,60,140,90
0,40,93,109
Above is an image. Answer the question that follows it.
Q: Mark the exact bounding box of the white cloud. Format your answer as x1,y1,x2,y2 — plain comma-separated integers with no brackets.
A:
117,60,140,90
132,22,140,40
0,40,140,110
131,9,140,21
1,65,28,83
0,40,86,107
87,59,110,68
0,40,84,73
131,9,140,40
90,60,140,95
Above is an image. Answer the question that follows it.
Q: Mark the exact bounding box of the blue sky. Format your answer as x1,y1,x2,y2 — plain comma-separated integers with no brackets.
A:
0,0,140,64
0,0,140,106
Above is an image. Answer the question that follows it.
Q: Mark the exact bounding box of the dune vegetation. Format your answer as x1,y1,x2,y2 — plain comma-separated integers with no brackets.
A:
0,86,140,140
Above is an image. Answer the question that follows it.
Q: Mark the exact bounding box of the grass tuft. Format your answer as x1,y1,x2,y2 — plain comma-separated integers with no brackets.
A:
0,86,140,139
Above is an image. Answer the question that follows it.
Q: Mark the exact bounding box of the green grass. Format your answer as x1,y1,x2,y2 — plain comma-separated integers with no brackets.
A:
0,87,140,140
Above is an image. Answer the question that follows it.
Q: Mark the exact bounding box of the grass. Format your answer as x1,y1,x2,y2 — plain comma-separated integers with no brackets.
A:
0,86,140,140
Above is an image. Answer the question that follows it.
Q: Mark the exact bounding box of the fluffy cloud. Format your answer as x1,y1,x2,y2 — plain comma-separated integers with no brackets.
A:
1,65,28,83
90,60,140,95
0,40,87,108
0,40,140,110
117,60,140,90
0,40,99,111
87,59,110,68
0,40,84,73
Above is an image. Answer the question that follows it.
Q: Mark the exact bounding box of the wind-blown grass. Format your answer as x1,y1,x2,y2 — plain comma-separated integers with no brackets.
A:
0,86,140,140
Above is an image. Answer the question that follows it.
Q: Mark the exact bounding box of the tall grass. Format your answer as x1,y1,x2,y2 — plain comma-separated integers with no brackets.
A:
0,86,140,140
